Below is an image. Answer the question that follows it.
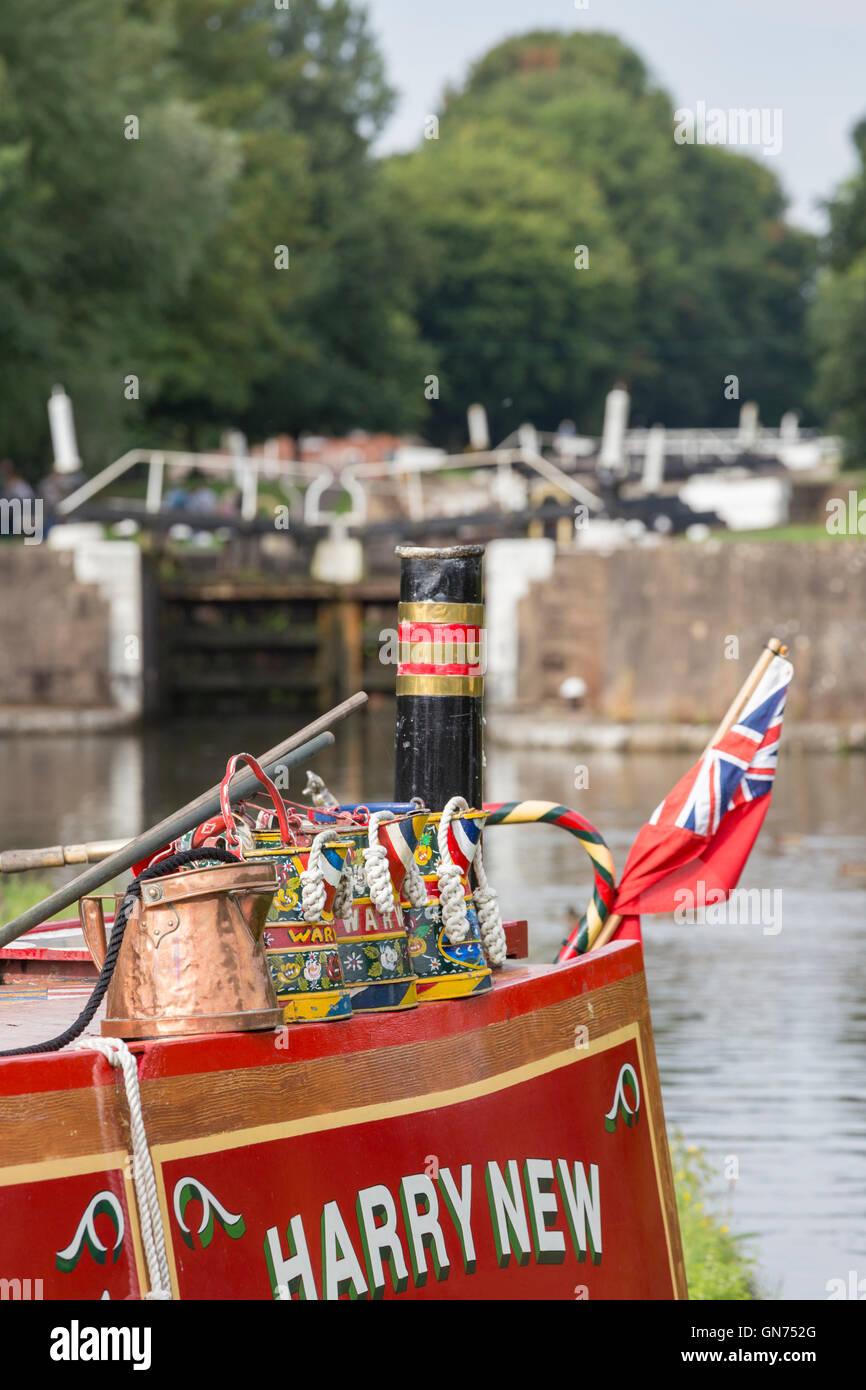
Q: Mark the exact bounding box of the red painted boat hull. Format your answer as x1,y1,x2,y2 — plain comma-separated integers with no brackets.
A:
0,942,686,1300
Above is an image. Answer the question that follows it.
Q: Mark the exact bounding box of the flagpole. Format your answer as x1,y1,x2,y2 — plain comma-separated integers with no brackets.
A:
585,637,788,954
702,638,786,755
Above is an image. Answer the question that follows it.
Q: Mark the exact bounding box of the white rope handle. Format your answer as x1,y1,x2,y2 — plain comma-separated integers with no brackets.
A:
473,837,507,967
403,853,429,910
364,811,398,919
75,1036,172,1300
332,854,354,920
299,831,331,923
436,797,471,945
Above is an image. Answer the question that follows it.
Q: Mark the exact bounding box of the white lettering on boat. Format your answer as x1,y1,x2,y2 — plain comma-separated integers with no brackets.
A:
263,1156,602,1298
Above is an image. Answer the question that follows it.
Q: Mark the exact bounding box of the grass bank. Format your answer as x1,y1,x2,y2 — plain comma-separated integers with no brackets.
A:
672,1137,760,1299
0,872,125,926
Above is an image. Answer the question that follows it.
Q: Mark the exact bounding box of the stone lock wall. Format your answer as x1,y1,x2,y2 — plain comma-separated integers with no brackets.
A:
515,541,866,723
0,546,113,707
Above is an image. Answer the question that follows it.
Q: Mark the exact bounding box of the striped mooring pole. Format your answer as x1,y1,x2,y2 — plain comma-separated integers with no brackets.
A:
393,545,485,811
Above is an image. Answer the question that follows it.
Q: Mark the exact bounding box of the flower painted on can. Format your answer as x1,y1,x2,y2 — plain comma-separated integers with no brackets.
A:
344,951,363,974
379,942,399,973
408,934,425,956
326,952,342,984
416,843,433,867
303,954,322,986
273,955,302,990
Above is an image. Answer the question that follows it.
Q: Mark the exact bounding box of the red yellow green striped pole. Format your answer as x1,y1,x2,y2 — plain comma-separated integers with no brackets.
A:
483,801,616,960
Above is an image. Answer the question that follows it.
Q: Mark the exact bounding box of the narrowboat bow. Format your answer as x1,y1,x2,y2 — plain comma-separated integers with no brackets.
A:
0,545,687,1301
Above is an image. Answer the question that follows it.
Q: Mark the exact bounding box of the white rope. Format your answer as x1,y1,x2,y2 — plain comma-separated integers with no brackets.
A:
75,1036,172,1300
299,830,330,923
332,857,354,920
472,838,507,968
364,811,398,919
403,854,429,910
436,797,471,945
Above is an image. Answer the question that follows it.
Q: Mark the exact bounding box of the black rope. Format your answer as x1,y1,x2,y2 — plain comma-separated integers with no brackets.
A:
0,847,240,1058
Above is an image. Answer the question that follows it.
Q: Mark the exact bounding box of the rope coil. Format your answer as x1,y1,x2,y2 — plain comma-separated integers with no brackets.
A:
299,830,332,923
402,853,429,911
472,838,507,967
363,811,398,919
436,797,472,945
435,797,507,967
332,859,354,920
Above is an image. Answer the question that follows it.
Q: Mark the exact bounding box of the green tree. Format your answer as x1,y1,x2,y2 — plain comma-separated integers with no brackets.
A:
141,0,429,447
810,120,866,463
387,31,817,447
0,0,239,475
0,0,429,474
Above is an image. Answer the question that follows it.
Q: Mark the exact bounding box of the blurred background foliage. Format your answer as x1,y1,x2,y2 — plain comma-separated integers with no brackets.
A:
0,1,861,473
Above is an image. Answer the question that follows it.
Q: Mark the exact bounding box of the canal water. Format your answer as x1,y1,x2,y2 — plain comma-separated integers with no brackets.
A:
2,707,863,1300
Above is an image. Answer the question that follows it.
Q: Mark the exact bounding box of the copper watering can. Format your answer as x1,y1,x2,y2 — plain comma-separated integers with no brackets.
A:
79,859,282,1040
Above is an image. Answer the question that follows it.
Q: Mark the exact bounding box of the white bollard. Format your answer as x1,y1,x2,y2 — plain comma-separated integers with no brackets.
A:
642,425,666,492
467,403,490,451
599,386,630,474
47,386,81,472
311,524,363,585
780,411,800,443
518,422,539,456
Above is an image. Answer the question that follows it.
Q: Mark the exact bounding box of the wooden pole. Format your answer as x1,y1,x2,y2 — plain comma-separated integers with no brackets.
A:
702,638,786,752
0,841,127,874
0,691,368,947
586,641,787,954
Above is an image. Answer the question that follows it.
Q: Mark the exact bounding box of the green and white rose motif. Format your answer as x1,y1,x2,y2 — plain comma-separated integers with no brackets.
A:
56,1191,124,1272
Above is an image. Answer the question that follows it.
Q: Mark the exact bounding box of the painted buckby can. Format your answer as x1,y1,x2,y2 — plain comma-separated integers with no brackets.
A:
330,808,429,1013
403,806,493,1001
250,833,354,1023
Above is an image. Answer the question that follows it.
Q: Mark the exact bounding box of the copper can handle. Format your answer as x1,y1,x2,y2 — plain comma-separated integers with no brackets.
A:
78,896,108,969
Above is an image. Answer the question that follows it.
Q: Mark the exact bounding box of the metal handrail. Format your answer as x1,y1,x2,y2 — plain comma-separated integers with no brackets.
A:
52,425,832,533
54,441,607,528
56,449,324,520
